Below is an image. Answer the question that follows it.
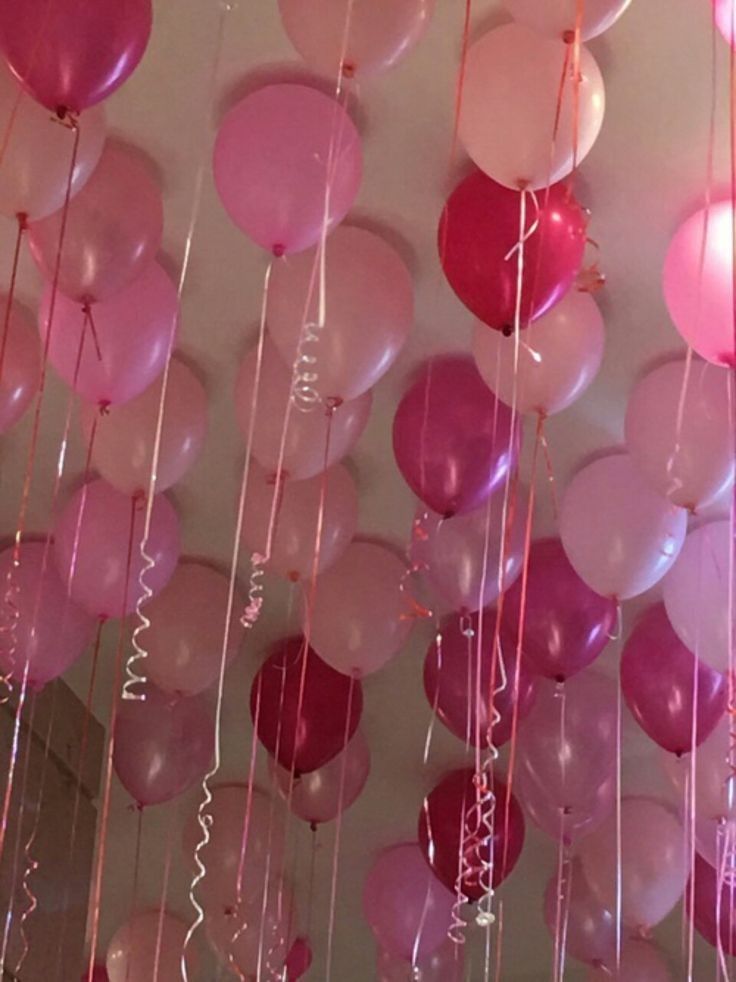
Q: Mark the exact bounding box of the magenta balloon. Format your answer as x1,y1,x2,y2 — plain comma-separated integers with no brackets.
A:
113,685,213,807
285,937,312,980
543,859,615,968
423,610,536,748
53,479,180,619
621,605,726,755
206,882,296,979
502,538,616,682
106,909,196,982
559,453,687,600
377,940,464,982
503,0,632,40
0,296,40,434
0,541,95,688
688,853,736,956
234,338,372,480
363,843,455,963
38,261,177,407
214,85,362,254
392,356,518,517
272,730,370,824
587,939,672,981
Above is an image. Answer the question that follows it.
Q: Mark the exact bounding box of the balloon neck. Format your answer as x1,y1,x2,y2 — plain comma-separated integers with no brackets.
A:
98,400,111,416
562,29,576,44
272,243,285,258
341,60,356,79
15,212,27,232
501,324,513,338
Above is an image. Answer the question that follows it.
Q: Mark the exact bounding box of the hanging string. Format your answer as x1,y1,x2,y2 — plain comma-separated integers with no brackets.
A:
615,672,623,971
0,213,27,384
153,835,174,982
551,685,570,982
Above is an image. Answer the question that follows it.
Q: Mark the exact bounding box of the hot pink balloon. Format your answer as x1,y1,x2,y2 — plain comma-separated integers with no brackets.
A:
38,261,177,407
106,909,196,982
559,453,687,600
214,84,362,255
85,967,109,982
113,685,213,807
377,940,464,982
580,797,689,930
587,939,672,981
0,297,40,433
143,562,245,697
53,479,180,619
363,843,456,963
392,356,518,517
206,882,296,979
543,859,616,968
306,541,414,677
0,0,151,114
234,338,372,480
0,541,95,688
503,0,632,40
688,853,736,956
272,730,370,824
286,937,312,980
625,358,734,510
241,460,358,582
458,24,605,189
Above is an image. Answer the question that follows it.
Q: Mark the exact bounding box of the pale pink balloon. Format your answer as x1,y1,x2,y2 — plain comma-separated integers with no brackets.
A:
272,730,370,824
206,882,295,979
663,520,731,672
80,359,207,495
268,226,413,401
543,859,616,968
106,909,197,982
377,939,464,982
53,479,180,619
29,144,163,303
580,797,690,930
503,0,632,40
38,261,177,406
234,338,372,480
625,359,734,510
559,453,687,600
0,63,106,220
241,460,358,582
143,562,245,697
715,0,736,46
473,291,605,416
0,541,95,688
587,939,672,981
306,541,414,677
663,201,736,365
213,84,362,255
0,296,40,433
458,24,605,190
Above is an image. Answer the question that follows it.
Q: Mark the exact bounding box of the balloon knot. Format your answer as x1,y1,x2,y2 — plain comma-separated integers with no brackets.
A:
341,61,356,78
98,400,111,416
310,821,318,833
16,212,27,232
562,29,576,44
325,396,342,413
272,243,285,258
501,324,513,338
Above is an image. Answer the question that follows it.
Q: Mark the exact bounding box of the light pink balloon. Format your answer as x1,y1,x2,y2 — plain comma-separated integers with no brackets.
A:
0,541,95,688
377,939,464,982
559,453,687,600
663,520,731,672
241,460,358,582
587,939,672,981
663,201,736,365
458,24,605,190
206,882,295,979
143,562,245,697
234,338,372,480
0,296,40,433
625,359,734,510
53,479,180,619
272,730,370,824
306,541,414,677
80,359,207,495
38,261,177,406
29,144,163,303
715,0,736,46
0,63,106,220
579,797,690,930
503,0,632,40
543,859,616,968
106,909,197,982
473,291,605,416
213,84,362,255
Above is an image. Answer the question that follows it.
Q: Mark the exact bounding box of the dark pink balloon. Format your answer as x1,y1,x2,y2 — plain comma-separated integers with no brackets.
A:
0,0,152,113
83,968,108,982
286,937,313,980
392,356,518,517
423,610,536,748
113,685,213,807
502,538,617,682
621,605,727,755
543,859,615,968
688,853,736,955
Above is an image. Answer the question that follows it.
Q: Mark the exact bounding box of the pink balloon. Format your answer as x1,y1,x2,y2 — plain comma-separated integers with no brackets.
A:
503,0,632,40
363,843,456,963
517,671,617,842
241,460,358,582
625,358,734,510
0,0,151,114
392,356,518,518
206,882,296,979
286,937,313,980
279,0,435,78
587,939,672,981
688,853,736,956
143,562,245,697
306,541,414,677
53,479,180,619
113,685,213,807
38,261,177,406
85,967,109,982
472,291,605,416
543,859,616,968
580,797,689,930
268,226,413,401
80,359,207,495
214,85,362,255
0,541,95,688
272,730,370,824
715,0,736,47
560,453,687,600
234,338,372,480
106,909,196,982
377,940,464,981
29,144,163,303
0,296,40,433
458,24,605,189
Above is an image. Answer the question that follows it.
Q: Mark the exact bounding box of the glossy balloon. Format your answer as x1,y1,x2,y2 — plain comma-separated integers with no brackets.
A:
688,853,736,956
106,909,195,982
206,883,295,979
285,937,313,980
715,0,736,47
377,940,464,982
503,0,632,40
543,859,616,968
0,296,40,434
587,939,672,981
